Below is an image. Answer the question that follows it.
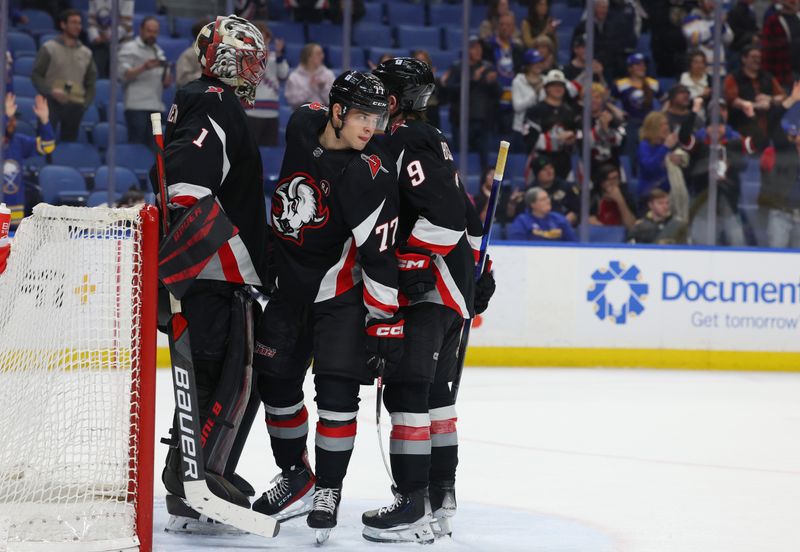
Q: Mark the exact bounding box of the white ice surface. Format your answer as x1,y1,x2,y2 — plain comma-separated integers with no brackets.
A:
152,368,800,552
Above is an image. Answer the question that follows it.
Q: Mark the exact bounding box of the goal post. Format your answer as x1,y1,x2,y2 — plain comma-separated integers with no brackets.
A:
0,204,158,552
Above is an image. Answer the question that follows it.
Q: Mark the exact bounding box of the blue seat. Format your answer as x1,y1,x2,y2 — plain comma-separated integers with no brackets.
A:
108,143,154,182
87,190,122,207
81,104,101,130
12,56,35,77
50,143,102,176
92,123,129,150
425,49,458,73
18,9,55,34
505,153,528,181
429,5,462,27
284,43,305,66
160,37,190,63
589,225,627,243
469,5,488,29
465,174,480,196
37,32,60,47
8,32,37,57
386,3,426,26
38,165,88,204
490,223,506,242
366,48,411,66
13,119,36,137
162,84,176,109
268,22,306,44
94,79,111,112
353,23,395,49
444,26,464,51
308,24,344,46
362,2,384,24
11,75,37,97
13,97,37,124
94,166,141,193
278,104,293,126
396,26,441,50
325,46,366,70
172,16,196,39
260,146,284,194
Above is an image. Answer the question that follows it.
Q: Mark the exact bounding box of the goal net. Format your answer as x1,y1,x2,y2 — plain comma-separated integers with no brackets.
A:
0,204,158,552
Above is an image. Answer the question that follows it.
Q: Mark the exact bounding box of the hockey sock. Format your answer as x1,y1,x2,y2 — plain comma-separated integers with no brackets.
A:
313,375,360,488
258,375,308,471
384,382,432,494
428,382,458,483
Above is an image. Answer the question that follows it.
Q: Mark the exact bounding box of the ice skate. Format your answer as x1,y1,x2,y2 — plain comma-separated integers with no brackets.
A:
307,487,341,544
252,455,316,521
429,481,456,538
164,494,247,535
362,488,435,544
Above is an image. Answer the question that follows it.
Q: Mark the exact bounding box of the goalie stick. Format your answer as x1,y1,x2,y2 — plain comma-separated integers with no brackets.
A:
150,112,280,538
451,140,509,402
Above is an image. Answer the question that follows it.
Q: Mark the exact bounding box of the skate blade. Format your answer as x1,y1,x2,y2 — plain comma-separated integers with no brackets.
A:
432,507,455,538
165,514,248,536
315,528,333,544
362,522,435,544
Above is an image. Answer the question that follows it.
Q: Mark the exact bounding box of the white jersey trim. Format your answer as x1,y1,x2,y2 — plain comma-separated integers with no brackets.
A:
207,115,230,186
315,237,360,303
412,216,465,247
352,199,386,248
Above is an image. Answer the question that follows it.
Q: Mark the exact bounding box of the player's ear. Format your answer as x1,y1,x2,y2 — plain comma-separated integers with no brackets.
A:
388,95,398,116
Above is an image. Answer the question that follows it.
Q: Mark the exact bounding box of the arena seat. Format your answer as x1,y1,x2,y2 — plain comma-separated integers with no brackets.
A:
386,3,426,27
589,225,627,243
50,142,102,176
94,166,141,194
396,26,441,50
353,23,395,49
38,165,88,204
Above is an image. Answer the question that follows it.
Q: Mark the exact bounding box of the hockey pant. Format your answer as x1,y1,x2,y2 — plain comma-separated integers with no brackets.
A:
165,282,256,479
258,373,361,489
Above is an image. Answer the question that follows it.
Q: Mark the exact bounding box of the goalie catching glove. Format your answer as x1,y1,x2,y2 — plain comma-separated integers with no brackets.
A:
396,245,436,300
365,313,405,375
474,257,496,315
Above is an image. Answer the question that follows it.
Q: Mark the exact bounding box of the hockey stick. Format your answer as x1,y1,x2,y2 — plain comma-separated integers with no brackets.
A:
451,141,510,402
374,358,396,486
151,113,280,538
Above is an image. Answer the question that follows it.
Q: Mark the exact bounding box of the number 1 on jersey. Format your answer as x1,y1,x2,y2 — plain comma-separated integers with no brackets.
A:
375,217,399,252
192,128,209,148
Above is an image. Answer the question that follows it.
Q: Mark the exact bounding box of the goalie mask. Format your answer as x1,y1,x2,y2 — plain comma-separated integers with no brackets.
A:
194,15,267,107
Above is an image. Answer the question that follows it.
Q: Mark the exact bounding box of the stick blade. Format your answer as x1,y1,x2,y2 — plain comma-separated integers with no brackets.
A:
184,481,281,538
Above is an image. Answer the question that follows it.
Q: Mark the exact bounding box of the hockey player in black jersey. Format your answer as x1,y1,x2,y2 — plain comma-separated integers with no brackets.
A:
251,70,402,543
364,58,496,543
153,15,270,533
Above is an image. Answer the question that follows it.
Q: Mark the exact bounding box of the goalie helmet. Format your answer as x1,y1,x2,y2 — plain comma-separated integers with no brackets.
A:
372,57,435,114
194,14,267,107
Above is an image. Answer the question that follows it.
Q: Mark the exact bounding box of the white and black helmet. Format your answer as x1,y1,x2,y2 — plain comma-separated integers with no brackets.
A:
194,14,267,107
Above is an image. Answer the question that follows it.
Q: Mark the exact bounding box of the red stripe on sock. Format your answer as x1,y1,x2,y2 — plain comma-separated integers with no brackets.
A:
390,425,431,441
316,421,357,438
430,419,457,434
266,406,308,428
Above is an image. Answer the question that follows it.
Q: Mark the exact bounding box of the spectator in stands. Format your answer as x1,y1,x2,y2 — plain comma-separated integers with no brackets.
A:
649,1,690,78
627,188,687,244
724,44,786,145
445,35,501,171
473,167,496,224
529,35,557,73
31,9,97,143
521,0,559,51
682,98,752,246
119,16,172,150
483,13,525,137
327,0,366,24
247,22,289,147
761,0,800,90
3,93,55,227
584,82,626,180
664,84,705,132
682,0,734,73
516,155,580,225
758,81,800,248
176,20,210,88
284,43,335,110
572,0,636,79
412,50,442,129
679,49,711,101
571,0,612,74
286,0,326,23
511,49,545,149
614,52,660,167
728,0,759,64
637,111,680,201
234,0,268,20
524,69,577,179
367,52,394,72
507,186,577,241
479,0,519,42
87,0,134,78
563,34,606,87
589,163,637,230
117,188,145,208
5,51,12,94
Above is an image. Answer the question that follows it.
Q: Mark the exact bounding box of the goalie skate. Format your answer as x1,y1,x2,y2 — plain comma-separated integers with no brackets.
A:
164,494,247,535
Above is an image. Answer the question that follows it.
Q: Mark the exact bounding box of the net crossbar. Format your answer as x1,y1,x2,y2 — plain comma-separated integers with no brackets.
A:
0,204,157,552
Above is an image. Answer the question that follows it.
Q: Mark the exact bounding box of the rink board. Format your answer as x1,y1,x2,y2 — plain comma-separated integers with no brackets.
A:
155,243,800,372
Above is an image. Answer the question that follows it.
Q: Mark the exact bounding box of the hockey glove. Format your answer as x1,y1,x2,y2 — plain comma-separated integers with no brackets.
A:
365,313,405,375
474,258,496,315
396,245,436,300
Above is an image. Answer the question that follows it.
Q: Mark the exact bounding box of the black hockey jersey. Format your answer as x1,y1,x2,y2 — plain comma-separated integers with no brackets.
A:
270,104,400,322
155,75,268,286
381,117,483,319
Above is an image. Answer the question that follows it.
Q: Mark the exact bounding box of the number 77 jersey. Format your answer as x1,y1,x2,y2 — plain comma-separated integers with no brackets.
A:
383,118,483,319
270,104,401,321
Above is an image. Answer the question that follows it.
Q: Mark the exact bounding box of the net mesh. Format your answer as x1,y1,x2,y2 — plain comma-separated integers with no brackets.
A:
0,205,145,551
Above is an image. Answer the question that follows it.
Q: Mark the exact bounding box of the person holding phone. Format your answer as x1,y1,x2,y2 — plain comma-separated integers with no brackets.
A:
119,15,173,149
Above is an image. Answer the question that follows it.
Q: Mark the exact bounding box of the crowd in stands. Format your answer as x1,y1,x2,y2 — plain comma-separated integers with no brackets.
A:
2,0,800,249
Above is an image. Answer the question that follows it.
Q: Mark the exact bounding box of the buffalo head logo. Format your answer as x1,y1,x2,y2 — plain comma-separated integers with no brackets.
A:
272,173,329,244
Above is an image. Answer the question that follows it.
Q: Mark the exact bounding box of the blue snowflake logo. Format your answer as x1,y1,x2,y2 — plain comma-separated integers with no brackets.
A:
587,261,648,325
